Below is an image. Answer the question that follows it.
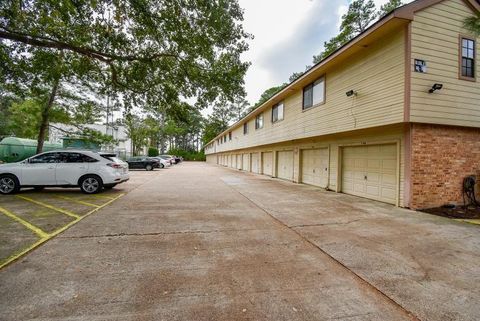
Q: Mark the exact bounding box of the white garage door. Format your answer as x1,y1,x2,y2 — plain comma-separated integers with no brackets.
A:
277,151,294,181
301,148,329,188
262,152,273,176
242,154,250,171
342,144,397,204
236,154,242,170
251,153,259,173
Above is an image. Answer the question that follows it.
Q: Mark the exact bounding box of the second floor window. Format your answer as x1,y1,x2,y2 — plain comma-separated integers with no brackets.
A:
303,76,325,109
229,132,232,141
255,113,264,129
243,122,248,135
224,135,226,143
461,37,475,79
272,102,284,123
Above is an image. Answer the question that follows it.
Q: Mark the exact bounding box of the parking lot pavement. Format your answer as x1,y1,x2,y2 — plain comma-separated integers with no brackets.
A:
0,188,125,269
0,169,161,269
0,162,478,321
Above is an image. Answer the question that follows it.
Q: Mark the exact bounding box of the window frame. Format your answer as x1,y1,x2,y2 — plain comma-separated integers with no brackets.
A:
459,35,476,81
243,122,249,135
271,101,284,123
302,76,326,110
255,113,264,130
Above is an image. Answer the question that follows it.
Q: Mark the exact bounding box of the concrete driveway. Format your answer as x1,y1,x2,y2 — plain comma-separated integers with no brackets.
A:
0,162,478,321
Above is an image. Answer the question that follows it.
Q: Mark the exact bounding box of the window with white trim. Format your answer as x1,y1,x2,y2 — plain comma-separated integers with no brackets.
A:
303,76,325,110
255,113,264,129
272,102,284,123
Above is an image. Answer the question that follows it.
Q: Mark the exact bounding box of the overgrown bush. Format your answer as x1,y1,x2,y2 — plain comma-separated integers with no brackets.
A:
168,148,206,161
148,147,159,157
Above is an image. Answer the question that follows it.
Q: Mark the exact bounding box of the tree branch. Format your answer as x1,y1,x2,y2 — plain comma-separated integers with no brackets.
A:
0,27,178,63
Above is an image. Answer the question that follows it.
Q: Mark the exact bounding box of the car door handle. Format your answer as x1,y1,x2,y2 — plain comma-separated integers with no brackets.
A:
48,166,55,170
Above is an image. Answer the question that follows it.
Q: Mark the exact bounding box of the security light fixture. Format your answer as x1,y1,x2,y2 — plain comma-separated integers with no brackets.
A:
346,90,357,97
429,83,443,93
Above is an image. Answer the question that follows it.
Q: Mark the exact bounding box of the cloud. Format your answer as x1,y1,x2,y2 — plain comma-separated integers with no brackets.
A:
235,0,413,107
256,1,344,86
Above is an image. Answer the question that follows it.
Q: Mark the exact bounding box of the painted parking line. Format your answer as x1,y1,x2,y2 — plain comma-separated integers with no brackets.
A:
15,195,81,219
90,194,116,200
54,195,100,208
0,193,124,270
455,218,480,225
0,206,49,239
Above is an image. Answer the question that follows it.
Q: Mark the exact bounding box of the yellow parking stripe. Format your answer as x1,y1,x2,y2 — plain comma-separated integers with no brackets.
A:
0,193,125,270
15,195,81,219
455,218,480,225
54,195,100,208
0,206,49,239
90,194,116,200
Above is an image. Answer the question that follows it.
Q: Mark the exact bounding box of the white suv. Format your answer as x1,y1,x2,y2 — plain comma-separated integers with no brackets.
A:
0,150,129,195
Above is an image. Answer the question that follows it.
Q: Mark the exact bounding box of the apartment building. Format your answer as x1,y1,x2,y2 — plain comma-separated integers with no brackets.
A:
205,0,480,210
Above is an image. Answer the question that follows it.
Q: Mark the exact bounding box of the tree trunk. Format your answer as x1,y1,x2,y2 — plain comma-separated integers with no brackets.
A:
36,78,60,154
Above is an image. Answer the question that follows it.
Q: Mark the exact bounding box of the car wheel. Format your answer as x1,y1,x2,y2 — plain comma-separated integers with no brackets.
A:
80,175,103,194
0,174,19,195
160,163,165,169
104,184,117,190
145,164,153,171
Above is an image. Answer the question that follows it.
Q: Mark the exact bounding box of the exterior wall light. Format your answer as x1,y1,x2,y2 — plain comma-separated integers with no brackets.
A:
429,83,443,93
346,90,357,97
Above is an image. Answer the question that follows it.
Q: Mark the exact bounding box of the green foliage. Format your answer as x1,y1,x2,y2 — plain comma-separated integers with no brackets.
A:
340,0,377,35
464,14,480,36
6,98,69,139
0,0,252,151
168,148,205,161
203,116,229,146
148,147,159,157
253,85,287,109
379,0,404,17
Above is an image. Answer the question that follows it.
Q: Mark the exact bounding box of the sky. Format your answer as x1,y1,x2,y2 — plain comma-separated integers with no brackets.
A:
237,0,412,106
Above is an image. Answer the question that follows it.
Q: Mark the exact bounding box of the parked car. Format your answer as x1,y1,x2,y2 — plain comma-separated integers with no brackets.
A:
126,156,159,171
148,157,170,168
159,155,175,165
0,150,129,195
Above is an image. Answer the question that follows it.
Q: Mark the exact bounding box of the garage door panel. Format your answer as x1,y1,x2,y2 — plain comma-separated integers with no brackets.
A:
277,151,294,181
342,144,397,205
301,148,328,188
262,152,273,176
382,173,397,185
251,153,259,173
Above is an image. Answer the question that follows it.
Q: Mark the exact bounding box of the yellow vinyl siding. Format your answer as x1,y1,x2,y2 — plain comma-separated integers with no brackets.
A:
211,125,405,207
208,29,405,154
410,0,480,126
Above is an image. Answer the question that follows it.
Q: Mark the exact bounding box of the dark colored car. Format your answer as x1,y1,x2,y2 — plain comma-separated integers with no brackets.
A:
126,156,159,171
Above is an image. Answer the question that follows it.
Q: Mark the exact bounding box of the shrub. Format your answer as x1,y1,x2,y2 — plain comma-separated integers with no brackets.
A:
167,148,206,161
148,147,159,157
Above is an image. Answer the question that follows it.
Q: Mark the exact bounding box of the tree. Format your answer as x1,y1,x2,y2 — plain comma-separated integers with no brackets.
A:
230,98,250,122
464,14,480,36
340,0,377,36
123,113,149,156
0,0,251,152
379,0,404,17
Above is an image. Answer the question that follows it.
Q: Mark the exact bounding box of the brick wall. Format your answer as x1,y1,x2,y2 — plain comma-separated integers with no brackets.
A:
410,123,480,209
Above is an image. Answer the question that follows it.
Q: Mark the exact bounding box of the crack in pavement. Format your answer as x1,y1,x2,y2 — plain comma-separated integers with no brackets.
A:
58,228,274,239
222,181,421,321
290,219,362,229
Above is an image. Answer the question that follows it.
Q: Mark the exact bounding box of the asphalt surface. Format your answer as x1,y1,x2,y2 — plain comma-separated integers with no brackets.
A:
0,162,479,321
